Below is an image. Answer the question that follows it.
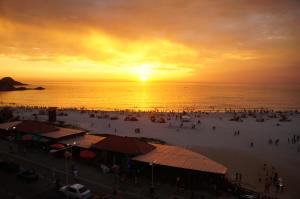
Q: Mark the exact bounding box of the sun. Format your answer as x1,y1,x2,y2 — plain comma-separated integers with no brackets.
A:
140,75,149,81
138,64,152,82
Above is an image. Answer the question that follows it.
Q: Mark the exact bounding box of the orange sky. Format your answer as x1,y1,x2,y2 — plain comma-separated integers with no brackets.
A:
0,0,299,83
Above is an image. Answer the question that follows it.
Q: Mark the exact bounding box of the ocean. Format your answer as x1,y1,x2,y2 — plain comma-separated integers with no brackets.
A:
0,81,299,111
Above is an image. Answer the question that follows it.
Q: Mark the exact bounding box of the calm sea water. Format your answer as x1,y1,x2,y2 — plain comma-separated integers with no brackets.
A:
0,81,299,111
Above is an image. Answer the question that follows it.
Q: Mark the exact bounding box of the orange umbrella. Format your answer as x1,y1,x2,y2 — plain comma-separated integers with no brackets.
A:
80,150,96,159
50,143,65,149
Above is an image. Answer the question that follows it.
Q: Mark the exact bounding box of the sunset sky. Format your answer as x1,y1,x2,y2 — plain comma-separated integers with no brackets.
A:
0,0,299,83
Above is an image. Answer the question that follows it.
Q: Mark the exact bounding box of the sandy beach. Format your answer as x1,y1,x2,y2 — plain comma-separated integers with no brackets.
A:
14,108,300,199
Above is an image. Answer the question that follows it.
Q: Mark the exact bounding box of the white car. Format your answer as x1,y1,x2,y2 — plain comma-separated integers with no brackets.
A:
60,184,92,199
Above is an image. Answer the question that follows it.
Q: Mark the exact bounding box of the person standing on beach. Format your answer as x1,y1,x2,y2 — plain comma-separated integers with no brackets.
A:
73,169,78,180
9,145,13,153
23,147,27,156
55,178,61,190
176,177,180,193
235,172,239,182
51,167,56,183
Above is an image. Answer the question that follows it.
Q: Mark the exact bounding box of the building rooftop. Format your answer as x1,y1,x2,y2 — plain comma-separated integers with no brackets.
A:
133,144,227,175
60,134,105,149
1,120,85,140
42,127,85,139
14,120,58,134
0,121,22,130
93,135,156,155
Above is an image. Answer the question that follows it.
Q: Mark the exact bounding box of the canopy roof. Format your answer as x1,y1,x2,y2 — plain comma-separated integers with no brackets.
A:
42,127,85,139
93,135,156,155
60,134,105,149
0,121,22,130
15,120,58,134
133,144,227,175
3,120,85,139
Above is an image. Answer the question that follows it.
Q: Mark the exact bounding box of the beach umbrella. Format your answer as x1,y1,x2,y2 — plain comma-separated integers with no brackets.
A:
50,143,65,149
22,134,33,141
80,150,96,159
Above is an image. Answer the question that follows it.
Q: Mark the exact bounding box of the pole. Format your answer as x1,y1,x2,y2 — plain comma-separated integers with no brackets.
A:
65,146,72,185
150,161,156,195
151,163,154,187
71,145,73,163
12,126,16,140
54,144,74,186
70,142,76,164
65,148,69,185
65,151,67,184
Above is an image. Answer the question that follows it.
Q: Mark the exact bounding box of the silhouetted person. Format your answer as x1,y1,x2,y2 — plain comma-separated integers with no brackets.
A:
55,178,61,190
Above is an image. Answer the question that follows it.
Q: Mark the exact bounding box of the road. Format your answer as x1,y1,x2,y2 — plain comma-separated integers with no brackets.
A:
0,138,235,199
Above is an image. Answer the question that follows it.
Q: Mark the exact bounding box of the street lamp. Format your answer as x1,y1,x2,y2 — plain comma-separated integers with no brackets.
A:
149,160,157,194
65,145,70,185
70,141,77,162
12,126,16,140
64,142,76,185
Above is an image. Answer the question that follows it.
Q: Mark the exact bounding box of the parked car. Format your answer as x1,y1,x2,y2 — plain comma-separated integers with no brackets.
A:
60,184,92,199
91,194,113,199
0,160,20,173
17,168,39,182
238,189,258,199
239,194,257,199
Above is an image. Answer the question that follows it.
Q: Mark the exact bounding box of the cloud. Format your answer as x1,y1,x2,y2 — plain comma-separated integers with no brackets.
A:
0,0,300,82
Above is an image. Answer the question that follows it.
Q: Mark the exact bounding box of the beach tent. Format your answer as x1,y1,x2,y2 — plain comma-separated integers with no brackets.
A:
181,115,191,122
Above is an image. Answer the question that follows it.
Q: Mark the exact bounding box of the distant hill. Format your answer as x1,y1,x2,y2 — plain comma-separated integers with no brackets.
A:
0,77,27,86
0,77,44,91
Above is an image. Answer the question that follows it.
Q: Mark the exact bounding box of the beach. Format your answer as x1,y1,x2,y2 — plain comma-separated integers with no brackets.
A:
13,107,300,199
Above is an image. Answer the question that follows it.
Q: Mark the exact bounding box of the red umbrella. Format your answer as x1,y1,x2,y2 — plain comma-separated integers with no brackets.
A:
50,143,65,149
80,150,96,159
22,135,33,141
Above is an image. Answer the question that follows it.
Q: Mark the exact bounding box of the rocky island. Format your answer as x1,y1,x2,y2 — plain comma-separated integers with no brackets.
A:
0,77,45,91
